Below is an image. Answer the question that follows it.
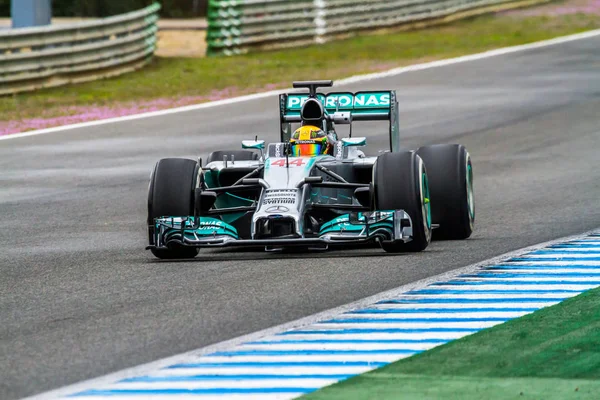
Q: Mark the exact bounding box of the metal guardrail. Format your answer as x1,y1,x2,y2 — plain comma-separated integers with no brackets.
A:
207,0,543,55
0,3,160,95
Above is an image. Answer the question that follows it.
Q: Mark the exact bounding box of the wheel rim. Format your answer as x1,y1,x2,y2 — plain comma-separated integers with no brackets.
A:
422,169,432,230
466,159,475,220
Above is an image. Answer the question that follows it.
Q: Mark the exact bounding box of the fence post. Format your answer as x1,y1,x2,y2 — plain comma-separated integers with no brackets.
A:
314,0,326,44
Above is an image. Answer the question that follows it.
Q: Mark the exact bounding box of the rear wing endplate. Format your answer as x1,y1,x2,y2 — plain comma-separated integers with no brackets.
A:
279,91,400,152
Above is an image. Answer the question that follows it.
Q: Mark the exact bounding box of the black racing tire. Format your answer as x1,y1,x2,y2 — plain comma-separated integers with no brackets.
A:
374,151,432,252
416,144,474,240
206,150,258,164
148,158,200,259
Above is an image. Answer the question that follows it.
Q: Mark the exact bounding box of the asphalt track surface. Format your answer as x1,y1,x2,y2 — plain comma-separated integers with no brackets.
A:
1,35,600,399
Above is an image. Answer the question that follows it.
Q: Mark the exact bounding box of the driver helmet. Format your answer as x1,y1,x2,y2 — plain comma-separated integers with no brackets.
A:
290,125,332,157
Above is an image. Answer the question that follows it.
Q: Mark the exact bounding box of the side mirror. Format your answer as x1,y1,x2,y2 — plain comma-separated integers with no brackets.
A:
342,137,367,147
195,189,217,216
242,140,265,150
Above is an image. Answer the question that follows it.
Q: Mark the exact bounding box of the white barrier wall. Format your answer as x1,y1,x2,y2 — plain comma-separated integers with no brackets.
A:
206,0,544,55
0,3,160,95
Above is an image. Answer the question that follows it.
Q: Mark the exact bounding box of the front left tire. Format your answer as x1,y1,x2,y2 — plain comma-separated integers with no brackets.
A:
148,158,200,259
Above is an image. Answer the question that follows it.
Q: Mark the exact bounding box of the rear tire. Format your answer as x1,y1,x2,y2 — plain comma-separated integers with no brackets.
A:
206,150,258,164
416,144,474,240
374,151,432,252
148,158,200,259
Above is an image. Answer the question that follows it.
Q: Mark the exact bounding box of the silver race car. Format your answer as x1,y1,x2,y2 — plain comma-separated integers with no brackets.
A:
147,80,474,259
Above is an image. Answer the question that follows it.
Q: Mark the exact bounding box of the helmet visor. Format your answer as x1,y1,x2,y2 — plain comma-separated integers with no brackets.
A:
291,142,325,157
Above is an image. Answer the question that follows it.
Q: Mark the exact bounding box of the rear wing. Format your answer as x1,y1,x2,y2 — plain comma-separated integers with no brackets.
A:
279,91,400,152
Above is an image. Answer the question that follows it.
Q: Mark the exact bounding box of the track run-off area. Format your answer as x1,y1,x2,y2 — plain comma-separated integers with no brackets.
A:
1,31,600,399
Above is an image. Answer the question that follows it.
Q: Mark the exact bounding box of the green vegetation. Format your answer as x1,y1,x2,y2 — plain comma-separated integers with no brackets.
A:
1,11,599,126
304,375,600,399
303,287,600,399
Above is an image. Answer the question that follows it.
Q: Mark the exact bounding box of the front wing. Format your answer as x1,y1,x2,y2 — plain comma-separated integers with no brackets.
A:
148,210,414,251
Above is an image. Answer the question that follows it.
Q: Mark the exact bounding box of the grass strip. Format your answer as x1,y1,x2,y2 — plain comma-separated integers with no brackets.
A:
305,375,600,399
303,287,600,399
1,10,600,129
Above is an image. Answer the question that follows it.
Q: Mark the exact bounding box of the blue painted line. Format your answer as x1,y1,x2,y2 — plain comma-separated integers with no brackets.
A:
552,241,600,243
510,257,600,262
487,265,600,270
548,245,600,249
322,317,509,323
531,250,600,255
166,362,386,370
248,339,449,344
408,289,583,294
70,388,316,396
351,307,538,313
379,297,566,304
432,280,600,286
208,349,420,356
552,241,600,244
121,374,353,382
280,328,478,335
167,361,388,369
462,273,600,278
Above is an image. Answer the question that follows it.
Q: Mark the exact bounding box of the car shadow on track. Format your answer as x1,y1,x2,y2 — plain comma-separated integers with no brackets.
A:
149,244,427,263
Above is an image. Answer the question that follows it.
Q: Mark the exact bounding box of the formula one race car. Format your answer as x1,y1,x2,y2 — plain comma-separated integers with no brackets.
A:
147,80,474,259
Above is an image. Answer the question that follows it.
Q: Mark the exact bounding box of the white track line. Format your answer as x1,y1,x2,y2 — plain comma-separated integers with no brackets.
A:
482,269,600,274
3,28,600,142
310,321,502,329
520,254,600,258
187,355,412,363
145,366,372,377
236,343,444,351
534,248,600,252
372,302,559,309
106,380,335,389
506,261,600,266
331,311,529,318
250,332,471,341
395,293,580,299
460,276,600,282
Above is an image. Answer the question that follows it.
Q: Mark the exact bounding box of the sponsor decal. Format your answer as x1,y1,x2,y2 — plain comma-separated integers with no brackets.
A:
263,198,296,205
263,189,297,205
199,220,224,226
324,94,354,108
266,189,297,194
265,205,290,213
353,93,390,108
286,94,326,109
196,220,227,230
286,92,391,111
